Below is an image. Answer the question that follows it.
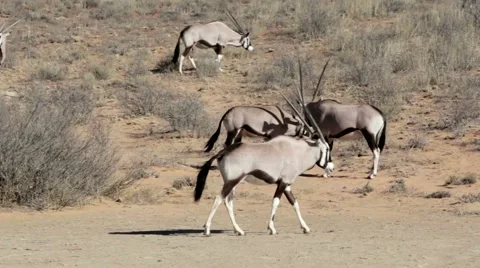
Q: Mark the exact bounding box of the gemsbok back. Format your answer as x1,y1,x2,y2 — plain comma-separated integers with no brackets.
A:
171,10,253,74
0,20,20,67
305,61,387,179
204,105,306,152
194,62,330,236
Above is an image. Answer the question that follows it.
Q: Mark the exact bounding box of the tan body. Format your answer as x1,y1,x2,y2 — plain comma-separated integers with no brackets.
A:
204,105,304,152
306,99,387,179
195,135,329,236
171,21,253,74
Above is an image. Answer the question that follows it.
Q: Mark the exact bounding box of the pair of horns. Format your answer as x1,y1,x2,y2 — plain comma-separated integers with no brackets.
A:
0,20,21,34
224,8,247,35
279,58,328,144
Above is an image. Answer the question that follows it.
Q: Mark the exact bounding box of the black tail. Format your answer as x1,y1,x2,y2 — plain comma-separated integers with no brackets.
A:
204,108,234,152
194,157,216,202
172,37,181,64
204,122,222,152
378,119,387,152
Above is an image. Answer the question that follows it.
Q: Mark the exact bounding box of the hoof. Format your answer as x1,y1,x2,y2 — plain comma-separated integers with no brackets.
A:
234,230,245,236
302,228,311,234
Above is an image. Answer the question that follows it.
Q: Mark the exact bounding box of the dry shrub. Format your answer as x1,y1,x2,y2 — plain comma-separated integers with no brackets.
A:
117,85,214,137
385,179,408,194
425,191,451,199
88,62,112,80
195,57,219,78
336,0,413,19
127,49,152,77
33,63,66,81
406,134,428,150
440,76,480,133
0,88,118,209
172,176,195,190
297,0,339,40
352,182,374,194
458,193,480,203
255,54,316,91
92,0,136,20
444,174,478,186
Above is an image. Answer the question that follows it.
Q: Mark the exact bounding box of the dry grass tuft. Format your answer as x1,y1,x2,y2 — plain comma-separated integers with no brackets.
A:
0,88,118,209
425,191,451,199
458,193,480,203
444,174,477,186
172,177,195,190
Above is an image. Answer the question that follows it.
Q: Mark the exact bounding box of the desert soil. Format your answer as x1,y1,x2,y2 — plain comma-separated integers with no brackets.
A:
1,3,480,268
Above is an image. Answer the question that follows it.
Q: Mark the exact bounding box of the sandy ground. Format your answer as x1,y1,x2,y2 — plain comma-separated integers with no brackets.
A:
1,173,479,268
0,4,479,268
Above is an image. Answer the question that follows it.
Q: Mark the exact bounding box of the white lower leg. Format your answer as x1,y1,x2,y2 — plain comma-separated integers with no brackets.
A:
204,195,222,236
268,197,280,235
369,149,380,179
179,55,185,74
323,162,335,178
188,56,197,69
225,192,244,235
293,200,310,233
216,54,224,72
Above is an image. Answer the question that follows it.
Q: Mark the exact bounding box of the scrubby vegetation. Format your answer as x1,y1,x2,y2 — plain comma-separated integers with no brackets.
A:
0,0,478,209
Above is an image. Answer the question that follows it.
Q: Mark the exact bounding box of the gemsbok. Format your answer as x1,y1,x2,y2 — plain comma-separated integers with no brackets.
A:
204,105,306,152
171,10,253,74
304,60,387,179
194,62,330,236
0,20,21,67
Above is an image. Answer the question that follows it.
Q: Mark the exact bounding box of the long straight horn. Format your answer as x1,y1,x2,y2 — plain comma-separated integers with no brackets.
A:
224,8,244,34
279,91,314,135
297,58,305,106
312,59,330,102
3,20,21,33
0,22,6,33
296,58,327,144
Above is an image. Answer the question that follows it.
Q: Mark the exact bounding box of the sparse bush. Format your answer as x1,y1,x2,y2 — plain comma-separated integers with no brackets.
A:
297,0,338,39
406,134,428,149
196,57,219,78
117,86,214,137
88,62,112,80
352,182,374,194
85,0,100,9
441,77,480,132
425,191,451,199
0,88,118,209
458,193,480,203
128,49,152,77
92,0,136,20
161,95,214,137
444,174,478,186
172,176,195,190
255,55,316,91
385,179,407,194
117,86,173,116
34,64,66,81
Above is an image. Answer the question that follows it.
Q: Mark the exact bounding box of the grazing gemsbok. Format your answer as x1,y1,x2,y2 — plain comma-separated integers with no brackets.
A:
194,63,330,236
304,61,387,179
0,20,21,67
204,105,306,152
171,10,253,74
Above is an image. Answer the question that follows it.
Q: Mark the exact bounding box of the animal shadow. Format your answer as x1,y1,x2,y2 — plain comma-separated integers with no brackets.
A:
109,229,225,236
